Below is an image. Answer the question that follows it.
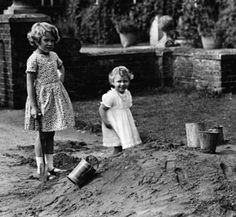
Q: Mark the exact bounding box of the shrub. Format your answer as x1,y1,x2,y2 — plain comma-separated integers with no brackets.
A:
115,17,139,34
178,0,221,47
58,0,182,44
217,0,236,48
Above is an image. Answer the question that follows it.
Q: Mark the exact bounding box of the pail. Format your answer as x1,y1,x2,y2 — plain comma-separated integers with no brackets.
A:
209,126,224,146
67,159,96,186
199,131,219,154
185,122,205,148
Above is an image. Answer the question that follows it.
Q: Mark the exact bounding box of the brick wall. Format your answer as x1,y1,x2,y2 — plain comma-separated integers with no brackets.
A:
172,48,194,88
58,47,159,101
1,20,236,109
0,14,49,108
0,19,12,107
192,49,236,92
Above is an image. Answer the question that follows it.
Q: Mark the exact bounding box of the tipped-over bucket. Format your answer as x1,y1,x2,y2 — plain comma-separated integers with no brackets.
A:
67,159,96,187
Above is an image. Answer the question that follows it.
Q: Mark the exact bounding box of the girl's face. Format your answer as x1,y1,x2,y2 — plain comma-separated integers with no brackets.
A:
113,73,130,94
38,32,55,54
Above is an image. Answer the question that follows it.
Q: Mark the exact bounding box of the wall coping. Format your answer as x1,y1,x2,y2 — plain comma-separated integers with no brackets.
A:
193,49,236,60
81,45,236,60
0,13,50,23
80,44,156,56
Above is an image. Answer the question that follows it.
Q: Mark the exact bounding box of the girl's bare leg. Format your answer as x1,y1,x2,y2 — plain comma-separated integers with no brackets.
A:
44,132,63,175
34,132,46,174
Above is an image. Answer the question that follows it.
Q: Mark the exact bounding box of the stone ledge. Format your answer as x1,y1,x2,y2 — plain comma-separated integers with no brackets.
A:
0,14,50,23
80,45,236,60
194,49,236,60
80,44,156,56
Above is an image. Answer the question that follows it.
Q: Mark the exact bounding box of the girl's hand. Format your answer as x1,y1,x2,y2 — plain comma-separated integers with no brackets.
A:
104,122,113,129
31,106,39,119
58,71,64,83
57,66,65,83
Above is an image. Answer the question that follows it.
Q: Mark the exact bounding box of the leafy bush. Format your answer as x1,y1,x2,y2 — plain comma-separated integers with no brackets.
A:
217,0,236,48
178,0,225,48
115,17,139,34
58,0,182,44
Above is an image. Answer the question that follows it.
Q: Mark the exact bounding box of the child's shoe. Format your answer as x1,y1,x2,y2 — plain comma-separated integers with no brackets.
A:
113,146,123,155
48,167,65,176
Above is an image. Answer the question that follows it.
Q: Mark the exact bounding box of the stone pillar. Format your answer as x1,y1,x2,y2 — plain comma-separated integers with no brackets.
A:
0,13,50,108
4,0,37,14
155,49,174,87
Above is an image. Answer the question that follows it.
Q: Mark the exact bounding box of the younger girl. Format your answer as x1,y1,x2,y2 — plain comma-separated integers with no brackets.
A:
24,22,75,178
99,66,142,155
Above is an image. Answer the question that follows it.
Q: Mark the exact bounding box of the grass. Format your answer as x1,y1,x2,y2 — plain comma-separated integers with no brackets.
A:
73,88,235,145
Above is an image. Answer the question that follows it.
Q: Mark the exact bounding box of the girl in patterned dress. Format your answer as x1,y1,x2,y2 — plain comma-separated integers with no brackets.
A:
24,22,75,178
99,66,142,155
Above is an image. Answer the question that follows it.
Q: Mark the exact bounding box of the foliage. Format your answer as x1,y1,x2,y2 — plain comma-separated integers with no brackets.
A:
55,0,91,39
216,0,236,48
113,0,164,40
54,0,236,48
56,17,78,38
194,0,220,37
115,17,139,34
178,0,221,47
58,0,182,44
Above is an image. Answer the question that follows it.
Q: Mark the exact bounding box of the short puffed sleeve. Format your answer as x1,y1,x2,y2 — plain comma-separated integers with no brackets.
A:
101,91,115,108
26,53,38,73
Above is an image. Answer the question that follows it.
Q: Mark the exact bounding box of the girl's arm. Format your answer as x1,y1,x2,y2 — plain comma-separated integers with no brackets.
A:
26,73,38,118
57,64,65,83
99,104,113,129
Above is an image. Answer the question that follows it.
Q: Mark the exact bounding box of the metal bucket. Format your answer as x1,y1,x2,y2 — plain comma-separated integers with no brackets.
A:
199,131,219,154
67,158,96,187
185,122,205,148
209,126,224,146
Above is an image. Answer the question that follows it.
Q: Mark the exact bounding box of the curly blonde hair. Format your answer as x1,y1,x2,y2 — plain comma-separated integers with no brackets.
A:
27,22,60,47
109,66,134,85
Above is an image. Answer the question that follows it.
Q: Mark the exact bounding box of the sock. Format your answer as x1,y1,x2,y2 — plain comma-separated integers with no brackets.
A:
36,157,44,174
45,154,54,171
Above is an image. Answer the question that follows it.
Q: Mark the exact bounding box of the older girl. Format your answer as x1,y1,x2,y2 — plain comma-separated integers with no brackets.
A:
24,22,75,178
99,66,141,155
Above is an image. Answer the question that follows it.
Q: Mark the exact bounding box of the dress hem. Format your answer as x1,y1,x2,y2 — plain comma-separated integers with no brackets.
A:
24,126,75,132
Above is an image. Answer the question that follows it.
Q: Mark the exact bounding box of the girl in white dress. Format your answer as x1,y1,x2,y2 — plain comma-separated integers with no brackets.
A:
99,66,142,155
24,22,75,178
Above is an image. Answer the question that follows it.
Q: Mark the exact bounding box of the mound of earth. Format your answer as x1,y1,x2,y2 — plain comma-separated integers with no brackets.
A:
2,139,236,217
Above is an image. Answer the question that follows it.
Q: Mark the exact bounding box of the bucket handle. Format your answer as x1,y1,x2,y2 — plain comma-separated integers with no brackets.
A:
85,155,99,170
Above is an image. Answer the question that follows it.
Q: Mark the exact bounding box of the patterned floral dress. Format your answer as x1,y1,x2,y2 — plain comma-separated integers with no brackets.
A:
101,88,142,149
24,50,75,132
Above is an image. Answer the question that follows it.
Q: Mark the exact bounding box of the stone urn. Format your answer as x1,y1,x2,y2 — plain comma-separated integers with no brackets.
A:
201,36,217,49
119,32,138,48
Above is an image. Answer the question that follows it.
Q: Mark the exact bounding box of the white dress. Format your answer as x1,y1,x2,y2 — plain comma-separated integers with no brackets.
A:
24,50,75,132
101,88,142,149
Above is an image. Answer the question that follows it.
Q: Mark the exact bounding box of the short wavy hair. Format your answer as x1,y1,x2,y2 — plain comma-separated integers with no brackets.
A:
109,66,134,85
158,15,174,32
27,22,60,47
